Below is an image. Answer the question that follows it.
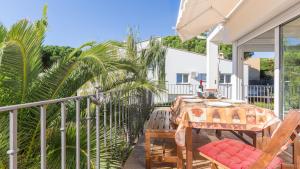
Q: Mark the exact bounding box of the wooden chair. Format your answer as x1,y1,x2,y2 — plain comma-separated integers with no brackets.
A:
197,109,300,169
145,109,182,169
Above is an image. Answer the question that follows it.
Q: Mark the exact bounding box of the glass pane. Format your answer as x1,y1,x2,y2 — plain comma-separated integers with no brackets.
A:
202,74,206,81
281,17,300,113
197,73,206,81
219,74,224,83
183,74,189,83
225,75,231,83
176,73,182,83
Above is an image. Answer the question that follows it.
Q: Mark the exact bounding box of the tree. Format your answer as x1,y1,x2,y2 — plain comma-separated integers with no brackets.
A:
260,58,274,80
141,37,167,83
41,45,81,69
162,36,253,60
0,6,158,168
162,36,206,54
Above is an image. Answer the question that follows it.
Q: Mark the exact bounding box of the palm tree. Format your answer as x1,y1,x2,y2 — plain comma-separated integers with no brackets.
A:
0,6,143,169
102,30,167,93
0,6,167,168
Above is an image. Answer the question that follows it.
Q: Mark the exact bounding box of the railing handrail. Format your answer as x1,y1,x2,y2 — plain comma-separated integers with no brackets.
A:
0,94,95,113
1,88,153,169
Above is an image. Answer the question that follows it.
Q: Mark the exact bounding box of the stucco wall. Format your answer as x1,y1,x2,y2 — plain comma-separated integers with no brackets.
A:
165,48,249,85
244,58,260,81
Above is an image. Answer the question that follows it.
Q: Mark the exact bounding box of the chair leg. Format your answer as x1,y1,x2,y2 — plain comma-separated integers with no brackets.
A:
145,132,151,169
216,130,222,138
211,162,218,169
294,136,300,169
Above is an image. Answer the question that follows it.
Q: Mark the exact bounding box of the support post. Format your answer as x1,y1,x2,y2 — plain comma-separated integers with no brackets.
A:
232,42,244,100
206,25,223,89
206,38,219,89
274,26,282,118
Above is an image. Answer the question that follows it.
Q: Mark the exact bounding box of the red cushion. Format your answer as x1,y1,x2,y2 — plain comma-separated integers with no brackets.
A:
197,139,283,169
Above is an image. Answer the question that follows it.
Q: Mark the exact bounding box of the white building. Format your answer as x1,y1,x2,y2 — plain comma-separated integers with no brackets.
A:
164,47,249,87
142,42,250,103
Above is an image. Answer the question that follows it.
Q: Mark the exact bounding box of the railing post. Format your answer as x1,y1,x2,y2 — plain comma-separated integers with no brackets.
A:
118,92,121,128
114,94,117,145
40,106,47,169
60,102,66,169
7,109,18,169
95,90,100,169
103,93,107,147
109,93,112,146
75,99,80,169
86,98,91,169
126,93,130,143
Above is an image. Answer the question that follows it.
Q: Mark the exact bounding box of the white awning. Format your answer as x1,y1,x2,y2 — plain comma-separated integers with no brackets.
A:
176,0,242,41
176,0,300,42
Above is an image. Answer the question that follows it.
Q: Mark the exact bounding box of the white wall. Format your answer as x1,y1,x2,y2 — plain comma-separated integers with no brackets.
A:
165,48,249,85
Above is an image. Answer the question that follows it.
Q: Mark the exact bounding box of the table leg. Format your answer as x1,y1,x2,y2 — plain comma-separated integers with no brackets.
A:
145,132,151,169
177,145,183,169
186,127,193,169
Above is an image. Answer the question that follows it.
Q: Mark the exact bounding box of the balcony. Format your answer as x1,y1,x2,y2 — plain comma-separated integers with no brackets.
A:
0,85,299,169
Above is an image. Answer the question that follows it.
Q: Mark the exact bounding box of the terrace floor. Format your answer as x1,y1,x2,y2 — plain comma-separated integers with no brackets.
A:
123,107,293,169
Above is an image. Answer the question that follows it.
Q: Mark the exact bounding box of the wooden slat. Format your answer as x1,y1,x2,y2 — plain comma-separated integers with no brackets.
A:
145,109,179,168
250,110,300,169
165,111,170,130
158,111,166,130
147,110,158,130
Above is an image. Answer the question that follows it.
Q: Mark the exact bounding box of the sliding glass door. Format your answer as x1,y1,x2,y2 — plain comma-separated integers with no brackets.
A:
281,16,300,114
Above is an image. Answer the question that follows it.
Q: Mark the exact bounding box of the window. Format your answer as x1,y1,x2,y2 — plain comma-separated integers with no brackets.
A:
219,74,231,84
176,73,189,84
281,16,300,113
197,73,206,81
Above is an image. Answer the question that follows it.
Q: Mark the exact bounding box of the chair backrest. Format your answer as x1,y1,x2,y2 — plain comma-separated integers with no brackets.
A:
250,110,300,169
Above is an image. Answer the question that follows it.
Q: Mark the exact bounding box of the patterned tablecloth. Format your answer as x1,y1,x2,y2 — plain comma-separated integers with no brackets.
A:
171,96,281,146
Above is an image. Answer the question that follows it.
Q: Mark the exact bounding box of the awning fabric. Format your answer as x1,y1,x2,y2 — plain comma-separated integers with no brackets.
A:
176,0,300,42
176,0,240,41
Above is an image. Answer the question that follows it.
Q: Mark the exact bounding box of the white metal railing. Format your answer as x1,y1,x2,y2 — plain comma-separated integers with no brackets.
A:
0,89,152,169
153,84,274,108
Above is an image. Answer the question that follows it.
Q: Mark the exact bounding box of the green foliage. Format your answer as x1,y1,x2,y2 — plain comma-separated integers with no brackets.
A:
283,48,300,110
41,45,81,68
162,36,206,54
0,6,162,169
260,58,274,80
162,36,253,60
219,44,232,59
253,102,274,110
141,37,167,83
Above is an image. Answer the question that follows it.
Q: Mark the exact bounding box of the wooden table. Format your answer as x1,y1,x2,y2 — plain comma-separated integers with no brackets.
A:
171,97,280,169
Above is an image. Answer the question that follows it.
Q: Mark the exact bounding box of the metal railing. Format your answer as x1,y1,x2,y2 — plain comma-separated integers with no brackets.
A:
153,84,274,109
244,85,274,109
0,89,152,169
153,84,232,106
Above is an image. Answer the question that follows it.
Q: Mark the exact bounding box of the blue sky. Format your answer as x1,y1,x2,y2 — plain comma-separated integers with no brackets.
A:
0,0,272,58
0,0,180,47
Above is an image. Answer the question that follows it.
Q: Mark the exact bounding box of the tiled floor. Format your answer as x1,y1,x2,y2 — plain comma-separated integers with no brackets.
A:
123,108,293,169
